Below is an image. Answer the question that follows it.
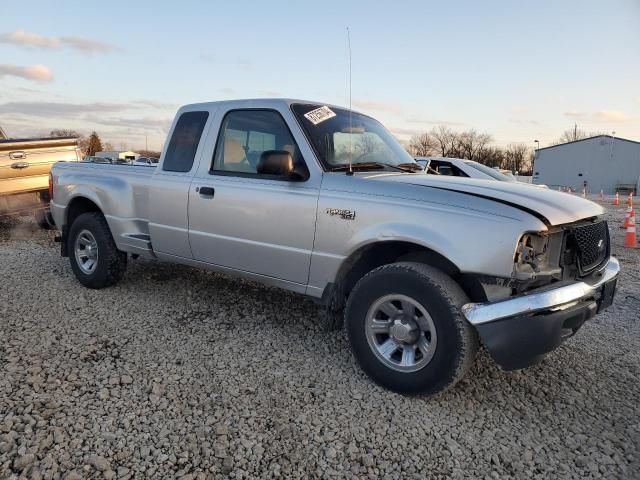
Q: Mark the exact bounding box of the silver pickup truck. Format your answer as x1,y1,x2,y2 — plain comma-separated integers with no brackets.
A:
50,99,619,395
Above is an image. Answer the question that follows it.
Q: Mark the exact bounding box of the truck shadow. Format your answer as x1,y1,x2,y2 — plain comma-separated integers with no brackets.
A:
120,256,539,406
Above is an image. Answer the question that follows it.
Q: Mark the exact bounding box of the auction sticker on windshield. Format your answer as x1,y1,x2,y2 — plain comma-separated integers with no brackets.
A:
304,106,336,125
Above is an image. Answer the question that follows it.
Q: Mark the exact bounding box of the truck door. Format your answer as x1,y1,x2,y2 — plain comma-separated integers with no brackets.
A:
148,110,210,258
188,108,320,285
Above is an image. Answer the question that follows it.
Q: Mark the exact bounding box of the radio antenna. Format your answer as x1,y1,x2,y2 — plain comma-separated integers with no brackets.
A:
347,26,353,176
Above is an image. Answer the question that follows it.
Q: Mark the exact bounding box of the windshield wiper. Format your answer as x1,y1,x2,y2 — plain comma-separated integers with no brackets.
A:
396,162,423,172
330,162,406,172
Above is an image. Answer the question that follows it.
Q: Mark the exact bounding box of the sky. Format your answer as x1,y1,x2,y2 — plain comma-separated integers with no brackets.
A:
0,0,639,151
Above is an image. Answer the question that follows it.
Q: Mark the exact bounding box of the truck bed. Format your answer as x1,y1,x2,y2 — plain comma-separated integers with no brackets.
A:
51,161,156,255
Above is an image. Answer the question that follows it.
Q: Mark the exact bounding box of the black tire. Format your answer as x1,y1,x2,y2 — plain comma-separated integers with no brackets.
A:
34,208,55,230
68,212,127,289
345,262,478,396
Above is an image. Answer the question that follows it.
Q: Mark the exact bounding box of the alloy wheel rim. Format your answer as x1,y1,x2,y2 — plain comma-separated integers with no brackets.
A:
74,229,99,275
365,294,438,372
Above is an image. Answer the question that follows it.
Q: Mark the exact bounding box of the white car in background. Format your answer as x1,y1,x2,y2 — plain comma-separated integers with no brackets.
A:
133,156,159,167
415,156,517,182
415,157,547,188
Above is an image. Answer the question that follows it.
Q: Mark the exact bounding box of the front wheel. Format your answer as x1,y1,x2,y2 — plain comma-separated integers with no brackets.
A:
345,262,478,395
68,212,127,289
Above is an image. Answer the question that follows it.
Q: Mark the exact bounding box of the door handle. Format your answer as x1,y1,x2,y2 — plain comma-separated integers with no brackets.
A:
197,186,215,197
11,161,29,169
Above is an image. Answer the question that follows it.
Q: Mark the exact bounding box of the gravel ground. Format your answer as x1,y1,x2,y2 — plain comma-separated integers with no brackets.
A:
1,199,639,479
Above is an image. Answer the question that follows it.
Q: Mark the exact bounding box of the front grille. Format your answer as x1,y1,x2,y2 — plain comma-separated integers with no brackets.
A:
569,221,609,274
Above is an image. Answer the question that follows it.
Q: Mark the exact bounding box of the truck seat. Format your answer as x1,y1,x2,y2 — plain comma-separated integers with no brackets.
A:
221,137,254,172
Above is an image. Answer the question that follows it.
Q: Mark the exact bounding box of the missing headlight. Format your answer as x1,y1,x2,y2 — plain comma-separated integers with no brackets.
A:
513,232,563,288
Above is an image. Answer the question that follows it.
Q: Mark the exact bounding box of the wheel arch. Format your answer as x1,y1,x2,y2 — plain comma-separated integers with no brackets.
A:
61,196,104,257
323,240,487,311
66,196,104,228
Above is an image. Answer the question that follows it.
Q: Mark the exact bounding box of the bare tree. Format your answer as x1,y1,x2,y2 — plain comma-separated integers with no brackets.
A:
476,146,504,168
431,126,456,157
503,143,531,173
50,129,81,138
455,130,492,160
551,127,606,146
409,132,438,156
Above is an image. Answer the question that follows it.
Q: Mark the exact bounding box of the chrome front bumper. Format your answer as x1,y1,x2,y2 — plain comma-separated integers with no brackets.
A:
462,256,620,326
462,256,619,370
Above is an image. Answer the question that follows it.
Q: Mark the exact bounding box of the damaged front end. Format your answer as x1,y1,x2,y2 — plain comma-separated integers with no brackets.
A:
462,216,618,370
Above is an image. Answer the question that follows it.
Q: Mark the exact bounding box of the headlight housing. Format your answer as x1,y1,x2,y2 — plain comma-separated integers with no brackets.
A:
513,231,563,288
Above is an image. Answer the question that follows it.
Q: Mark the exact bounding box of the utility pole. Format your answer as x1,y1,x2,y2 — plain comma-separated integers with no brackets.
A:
573,123,577,141
610,131,615,163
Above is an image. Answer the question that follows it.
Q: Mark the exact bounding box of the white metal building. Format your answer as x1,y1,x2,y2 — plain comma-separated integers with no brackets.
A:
533,135,640,194
95,150,139,162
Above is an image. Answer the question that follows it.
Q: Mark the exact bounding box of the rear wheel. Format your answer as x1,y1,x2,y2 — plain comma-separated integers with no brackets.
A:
345,262,478,395
68,212,126,288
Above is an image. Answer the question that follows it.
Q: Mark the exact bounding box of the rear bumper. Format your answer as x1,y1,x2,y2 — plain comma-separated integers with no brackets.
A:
462,257,620,370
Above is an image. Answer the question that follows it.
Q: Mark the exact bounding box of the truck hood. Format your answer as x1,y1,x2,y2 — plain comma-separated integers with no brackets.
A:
365,173,604,226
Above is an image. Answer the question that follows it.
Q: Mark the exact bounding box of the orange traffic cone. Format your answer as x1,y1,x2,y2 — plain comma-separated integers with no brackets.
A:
623,205,632,228
624,211,637,248
628,193,634,206
613,192,619,206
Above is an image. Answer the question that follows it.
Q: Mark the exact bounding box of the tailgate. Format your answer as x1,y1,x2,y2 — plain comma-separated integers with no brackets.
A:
0,137,80,195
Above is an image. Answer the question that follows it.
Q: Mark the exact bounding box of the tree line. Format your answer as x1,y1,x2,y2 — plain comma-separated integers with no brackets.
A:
407,125,610,176
50,129,111,156
407,126,534,175
49,129,161,158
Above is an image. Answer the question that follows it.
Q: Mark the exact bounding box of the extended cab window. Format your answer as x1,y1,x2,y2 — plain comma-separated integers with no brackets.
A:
211,110,304,176
162,111,209,172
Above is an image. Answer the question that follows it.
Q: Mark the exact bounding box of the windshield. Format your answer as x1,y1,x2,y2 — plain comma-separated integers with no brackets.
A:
292,103,417,171
464,161,516,182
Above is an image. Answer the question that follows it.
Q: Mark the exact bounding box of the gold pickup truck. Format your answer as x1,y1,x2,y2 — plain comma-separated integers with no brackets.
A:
0,136,81,228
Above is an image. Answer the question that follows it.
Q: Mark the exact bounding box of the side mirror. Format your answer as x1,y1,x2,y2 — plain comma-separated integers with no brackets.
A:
257,150,308,181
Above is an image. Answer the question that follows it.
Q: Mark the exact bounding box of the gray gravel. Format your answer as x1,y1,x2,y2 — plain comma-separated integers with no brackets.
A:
1,201,639,479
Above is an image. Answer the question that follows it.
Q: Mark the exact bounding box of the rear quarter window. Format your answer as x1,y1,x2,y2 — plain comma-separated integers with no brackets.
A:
163,111,209,172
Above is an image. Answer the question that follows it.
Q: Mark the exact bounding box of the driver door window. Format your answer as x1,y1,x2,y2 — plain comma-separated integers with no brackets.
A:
212,110,300,175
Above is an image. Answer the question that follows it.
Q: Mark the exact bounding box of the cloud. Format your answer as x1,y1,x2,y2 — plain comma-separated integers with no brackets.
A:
0,101,131,116
564,110,629,123
131,100,178,110
564,110,587,119
404,116,465,127
508,118,541,126
0,29,119,53
84,114,172,132
0,64,53,82
592,110,628,123
58,36,118,53
387,126,423,137
352,99,403,115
